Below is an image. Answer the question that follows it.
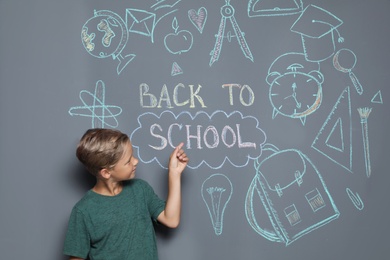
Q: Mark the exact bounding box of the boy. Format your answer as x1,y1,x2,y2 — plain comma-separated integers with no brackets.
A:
63,128,189,260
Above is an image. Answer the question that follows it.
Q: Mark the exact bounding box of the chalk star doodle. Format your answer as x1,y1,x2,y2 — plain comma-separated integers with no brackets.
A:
68,80,122,128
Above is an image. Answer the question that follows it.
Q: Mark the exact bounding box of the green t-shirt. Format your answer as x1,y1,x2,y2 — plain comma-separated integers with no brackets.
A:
63,179,166,260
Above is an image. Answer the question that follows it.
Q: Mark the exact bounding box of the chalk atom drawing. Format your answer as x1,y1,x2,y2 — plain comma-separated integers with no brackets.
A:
68,80,122,128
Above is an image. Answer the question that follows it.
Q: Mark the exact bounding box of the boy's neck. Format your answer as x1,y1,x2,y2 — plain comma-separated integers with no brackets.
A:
93,179,123,196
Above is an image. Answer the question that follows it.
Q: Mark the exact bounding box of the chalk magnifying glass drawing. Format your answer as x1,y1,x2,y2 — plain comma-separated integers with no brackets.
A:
333,48,363,95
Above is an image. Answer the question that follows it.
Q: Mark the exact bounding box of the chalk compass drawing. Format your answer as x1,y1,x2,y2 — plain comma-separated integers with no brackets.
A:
209,0,254,66
312,87,353,173
290,4,344,62
201,173,233,236
333,48,364,95
247,0,303,17
81,10,135,75
68,80,122,128
245,144,339,246
266,52,324,125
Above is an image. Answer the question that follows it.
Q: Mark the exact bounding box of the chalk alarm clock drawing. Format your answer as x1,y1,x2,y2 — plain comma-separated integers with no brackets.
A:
266,52,324,123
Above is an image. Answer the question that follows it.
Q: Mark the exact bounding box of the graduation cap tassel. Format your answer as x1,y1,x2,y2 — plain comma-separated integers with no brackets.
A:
312,19,344,43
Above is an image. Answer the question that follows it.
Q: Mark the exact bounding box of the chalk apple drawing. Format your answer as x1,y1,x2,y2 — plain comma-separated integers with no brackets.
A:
164,17,193,54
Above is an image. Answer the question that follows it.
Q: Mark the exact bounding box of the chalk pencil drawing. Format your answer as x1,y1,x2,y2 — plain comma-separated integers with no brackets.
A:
358,107,372,178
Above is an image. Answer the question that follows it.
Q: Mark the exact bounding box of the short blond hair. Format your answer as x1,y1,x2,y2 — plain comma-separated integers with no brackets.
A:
76,128,130,176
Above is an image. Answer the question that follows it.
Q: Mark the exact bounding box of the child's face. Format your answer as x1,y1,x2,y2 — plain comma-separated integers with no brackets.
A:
109,141,138,181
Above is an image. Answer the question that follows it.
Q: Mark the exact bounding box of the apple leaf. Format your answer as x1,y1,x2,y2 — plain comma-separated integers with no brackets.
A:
172,17,179,33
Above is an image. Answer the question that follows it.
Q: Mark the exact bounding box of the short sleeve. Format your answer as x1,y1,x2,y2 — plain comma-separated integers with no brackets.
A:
140,180,166,220
63,207,90,258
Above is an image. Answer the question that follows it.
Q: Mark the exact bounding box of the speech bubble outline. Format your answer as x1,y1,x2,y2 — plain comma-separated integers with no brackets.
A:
130,110,267,169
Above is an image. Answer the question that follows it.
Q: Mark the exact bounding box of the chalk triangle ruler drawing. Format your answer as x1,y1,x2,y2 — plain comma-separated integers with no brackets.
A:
371,90,383,104
171,62,183,76
311,86,352,172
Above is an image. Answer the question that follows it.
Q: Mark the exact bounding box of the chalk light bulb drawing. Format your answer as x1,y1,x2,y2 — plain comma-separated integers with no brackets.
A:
201,173,233,236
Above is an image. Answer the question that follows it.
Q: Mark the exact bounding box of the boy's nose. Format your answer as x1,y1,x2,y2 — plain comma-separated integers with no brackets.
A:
133,157,139,166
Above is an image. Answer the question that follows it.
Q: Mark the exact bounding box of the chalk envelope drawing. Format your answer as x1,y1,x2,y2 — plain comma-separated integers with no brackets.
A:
312,87,353,173
245,146,339,246
126,9,157,40
130,110,267,169
68,80,122,128
81,10,135,75
202,174,233,236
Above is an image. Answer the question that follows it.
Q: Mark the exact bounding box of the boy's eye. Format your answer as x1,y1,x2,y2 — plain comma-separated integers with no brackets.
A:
126,157,133,164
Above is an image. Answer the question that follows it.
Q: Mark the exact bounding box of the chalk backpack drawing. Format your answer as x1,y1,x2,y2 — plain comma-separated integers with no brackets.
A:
245,145,339,246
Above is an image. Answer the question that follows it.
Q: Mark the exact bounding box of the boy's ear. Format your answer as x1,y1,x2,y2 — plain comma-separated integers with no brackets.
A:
99,168,111,179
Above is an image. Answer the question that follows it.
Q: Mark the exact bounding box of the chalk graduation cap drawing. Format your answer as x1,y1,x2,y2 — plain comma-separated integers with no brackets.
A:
290,4,343,62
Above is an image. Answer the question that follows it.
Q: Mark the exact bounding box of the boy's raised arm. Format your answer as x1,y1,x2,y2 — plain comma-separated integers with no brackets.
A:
157,142,188,228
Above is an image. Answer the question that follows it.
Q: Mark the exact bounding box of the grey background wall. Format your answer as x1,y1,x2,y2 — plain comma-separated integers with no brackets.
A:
0,0,389,259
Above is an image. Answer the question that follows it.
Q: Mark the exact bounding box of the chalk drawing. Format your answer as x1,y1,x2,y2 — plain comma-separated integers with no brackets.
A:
202,173,233,236
68,80,122,128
